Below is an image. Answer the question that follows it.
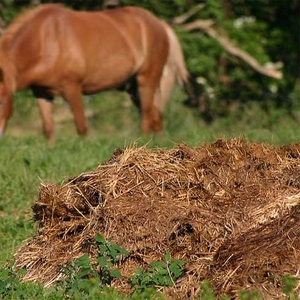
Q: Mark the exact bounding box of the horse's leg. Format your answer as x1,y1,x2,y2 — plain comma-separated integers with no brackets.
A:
37,98,54,140
61,84,88,136
137,74,163,134
152,89,164,132
0,96,12,136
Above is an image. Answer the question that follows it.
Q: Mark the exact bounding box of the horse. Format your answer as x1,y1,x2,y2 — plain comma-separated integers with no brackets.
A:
0,4,189,139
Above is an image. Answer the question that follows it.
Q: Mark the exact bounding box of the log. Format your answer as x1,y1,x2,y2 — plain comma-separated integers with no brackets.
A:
182,20,283,79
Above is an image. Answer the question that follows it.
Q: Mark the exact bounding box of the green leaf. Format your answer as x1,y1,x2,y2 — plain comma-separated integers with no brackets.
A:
114,244,129,256
282,275,297,295
150,261,164,270
169,259,185,278
97,256,108,268
164,251,171,262
75,254,91,269
110,269,121,279
95,233,105,244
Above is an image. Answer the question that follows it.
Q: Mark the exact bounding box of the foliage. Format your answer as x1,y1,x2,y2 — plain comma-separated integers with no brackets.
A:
130,251,185,293
57,254,101,299
58,236,185,297
1,262,298,299
0,264,49,299
239,290,260,300
282,275,299,300
176,0,296,117
94,233,129,284
199,280,216,300
0,263,123,300
56,234,129,298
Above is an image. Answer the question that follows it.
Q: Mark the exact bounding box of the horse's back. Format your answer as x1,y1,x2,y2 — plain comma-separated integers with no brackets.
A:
7,4,169,93
102,6,167,38
99,7,170,75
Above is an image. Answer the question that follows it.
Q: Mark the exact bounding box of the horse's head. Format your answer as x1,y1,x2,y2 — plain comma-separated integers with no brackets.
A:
0,67,13,136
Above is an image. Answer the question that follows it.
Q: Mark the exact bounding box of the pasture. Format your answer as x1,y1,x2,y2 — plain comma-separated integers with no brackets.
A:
0,89,299,299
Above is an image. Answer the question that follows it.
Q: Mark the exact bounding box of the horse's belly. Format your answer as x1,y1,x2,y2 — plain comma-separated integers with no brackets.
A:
81,78,128,94
81,62,135,94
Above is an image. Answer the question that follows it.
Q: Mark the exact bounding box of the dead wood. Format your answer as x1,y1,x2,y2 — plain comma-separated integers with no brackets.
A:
182,20,283,80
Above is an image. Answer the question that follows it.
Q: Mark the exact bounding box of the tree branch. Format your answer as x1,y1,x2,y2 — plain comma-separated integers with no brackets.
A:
182,20,283,80
172,4,205,25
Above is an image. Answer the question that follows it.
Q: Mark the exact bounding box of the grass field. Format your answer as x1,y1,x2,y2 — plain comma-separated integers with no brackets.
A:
0,88,299,299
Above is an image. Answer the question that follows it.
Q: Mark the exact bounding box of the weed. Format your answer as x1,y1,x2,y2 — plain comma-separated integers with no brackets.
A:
239,290,260,300
282,275,299,300
94,233,129,284
0,264,48,299
130,251,185,293
199,280,216,300
56,234,129,299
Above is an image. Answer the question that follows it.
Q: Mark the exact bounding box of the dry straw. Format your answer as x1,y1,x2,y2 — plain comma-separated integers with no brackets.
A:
14,138,300,298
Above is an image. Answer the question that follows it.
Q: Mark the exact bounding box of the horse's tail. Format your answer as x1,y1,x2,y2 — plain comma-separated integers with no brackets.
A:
164,22,189,86
154,22,190,113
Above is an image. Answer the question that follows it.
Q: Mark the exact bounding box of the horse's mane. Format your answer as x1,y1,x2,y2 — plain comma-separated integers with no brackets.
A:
0,4,64,50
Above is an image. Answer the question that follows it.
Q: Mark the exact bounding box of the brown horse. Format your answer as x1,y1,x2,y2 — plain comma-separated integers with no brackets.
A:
0,4,189,139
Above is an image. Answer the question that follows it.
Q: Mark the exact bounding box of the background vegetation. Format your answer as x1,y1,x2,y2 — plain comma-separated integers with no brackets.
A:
0,0,299,298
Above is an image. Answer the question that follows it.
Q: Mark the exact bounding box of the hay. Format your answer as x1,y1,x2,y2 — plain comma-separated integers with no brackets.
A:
14,138,300,298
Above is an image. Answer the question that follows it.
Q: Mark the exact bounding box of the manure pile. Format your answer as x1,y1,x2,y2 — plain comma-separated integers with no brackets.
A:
15,139,300,299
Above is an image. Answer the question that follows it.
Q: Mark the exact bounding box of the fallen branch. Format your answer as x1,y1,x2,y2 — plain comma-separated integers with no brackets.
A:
182,20,283,80
172,4,205,25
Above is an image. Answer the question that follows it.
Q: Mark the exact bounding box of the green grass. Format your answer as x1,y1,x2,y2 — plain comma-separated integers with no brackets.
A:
0,88,299,298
